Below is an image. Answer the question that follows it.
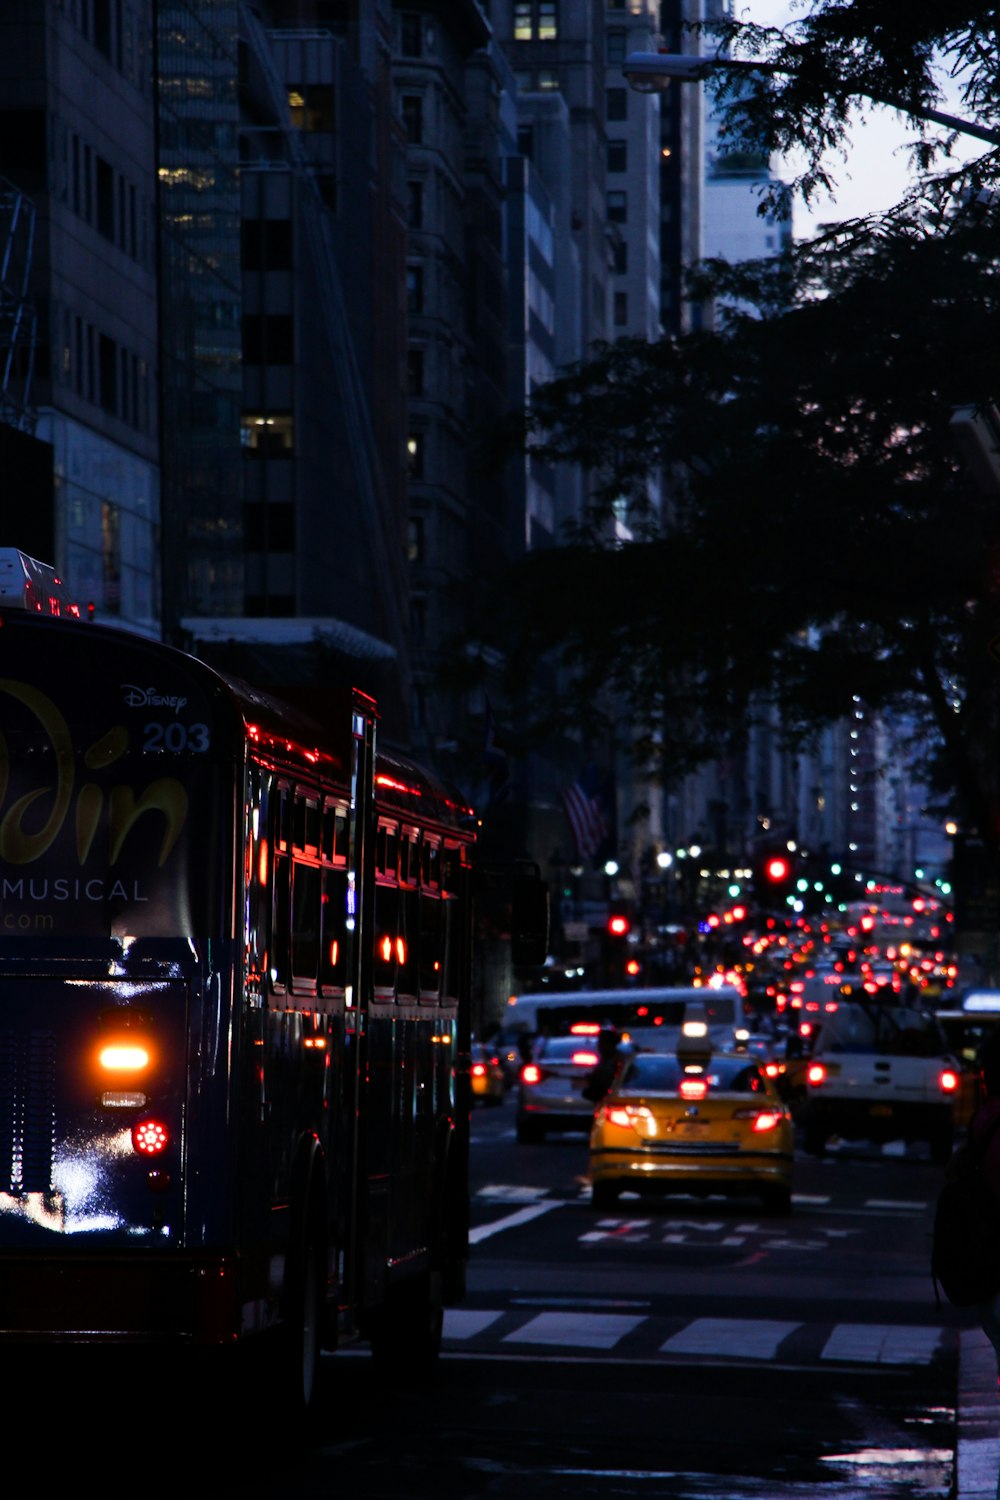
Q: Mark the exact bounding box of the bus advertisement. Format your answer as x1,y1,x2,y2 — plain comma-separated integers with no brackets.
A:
0,598,543,1406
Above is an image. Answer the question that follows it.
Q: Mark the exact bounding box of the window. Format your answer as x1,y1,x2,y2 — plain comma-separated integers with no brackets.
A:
536,69,560,90
407,180,423,228
606,29,626,64
242,314,294,364
400,13,422,56
607,190,627,223
99,333,117,413
514,1,557,39
242,219,293,270
407,347,425,397
607,139,627,173
291,861,320,983
95,156,114,240
408,515,425,563
243,502,295,551
607,87,627,121
614,291,628,327
406,264,424,315
287,84,334,133
613,240,628,275
241,413,294,455
407,432,424,479
401,94,422,144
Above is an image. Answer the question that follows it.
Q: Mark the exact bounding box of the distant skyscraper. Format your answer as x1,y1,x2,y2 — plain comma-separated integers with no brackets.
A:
0,3,160,633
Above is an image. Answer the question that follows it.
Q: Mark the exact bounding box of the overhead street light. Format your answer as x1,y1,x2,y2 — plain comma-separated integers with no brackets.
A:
623,51,1000,147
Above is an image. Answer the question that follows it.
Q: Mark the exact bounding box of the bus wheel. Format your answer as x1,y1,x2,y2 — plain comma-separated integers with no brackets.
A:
370,1269,444,1384
284,1222,324,1417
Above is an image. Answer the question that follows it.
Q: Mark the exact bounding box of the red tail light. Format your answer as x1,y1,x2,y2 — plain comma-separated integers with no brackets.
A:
521,1063,543,1086
940,1069,959,1094
132,1119,170,1156
806,1063,826,1087
571,1050,599,1067
734,1107,784,1132
471,1062,487,1079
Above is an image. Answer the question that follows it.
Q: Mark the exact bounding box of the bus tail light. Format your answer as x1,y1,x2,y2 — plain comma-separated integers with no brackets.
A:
132,1119,170,1156
99,1043,151,1073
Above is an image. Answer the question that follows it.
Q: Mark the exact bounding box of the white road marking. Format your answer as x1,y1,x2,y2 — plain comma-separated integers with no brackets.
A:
821,1324,942,1365
468,1200,561,1244
659,1317,801,1360
476,1184,551,1203
503,1311,645,1349
443,1309,504,1339
864,1198,927,1211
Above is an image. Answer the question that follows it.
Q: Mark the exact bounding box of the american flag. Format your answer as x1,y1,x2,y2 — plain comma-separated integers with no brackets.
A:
562,766,612,862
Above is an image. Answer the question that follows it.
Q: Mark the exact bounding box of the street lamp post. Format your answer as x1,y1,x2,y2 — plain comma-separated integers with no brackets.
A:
623,52,1000,147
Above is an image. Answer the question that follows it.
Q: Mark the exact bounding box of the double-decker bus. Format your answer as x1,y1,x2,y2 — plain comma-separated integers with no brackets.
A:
0,597,497,1407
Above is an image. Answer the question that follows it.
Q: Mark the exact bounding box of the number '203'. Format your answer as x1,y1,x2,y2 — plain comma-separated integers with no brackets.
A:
143,722,211,753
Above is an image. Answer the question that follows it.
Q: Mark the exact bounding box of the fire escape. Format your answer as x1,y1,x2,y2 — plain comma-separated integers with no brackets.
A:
0,175,37,434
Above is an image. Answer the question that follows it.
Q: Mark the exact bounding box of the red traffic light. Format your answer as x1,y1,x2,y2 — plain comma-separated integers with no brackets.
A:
608,914,630,937
765,856,790,883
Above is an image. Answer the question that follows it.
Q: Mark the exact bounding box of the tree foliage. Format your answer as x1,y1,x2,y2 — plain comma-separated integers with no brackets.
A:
699,2,1000,215
501,192,1000,838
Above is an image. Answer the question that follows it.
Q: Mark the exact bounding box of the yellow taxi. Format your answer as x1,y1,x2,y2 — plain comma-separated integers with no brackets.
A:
589,1038,794,1215
470,1041,505,1107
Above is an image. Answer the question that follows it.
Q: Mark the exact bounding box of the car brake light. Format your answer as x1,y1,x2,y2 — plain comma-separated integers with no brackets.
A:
679,1078,708,1101
571,1050,599,1067
734,1108,784,1132
521,1063,543,1085
471,1062,487,1078
602,1104,652,1130
806,1063,826,1086
571,1022,602,1035
940,1069,959,1093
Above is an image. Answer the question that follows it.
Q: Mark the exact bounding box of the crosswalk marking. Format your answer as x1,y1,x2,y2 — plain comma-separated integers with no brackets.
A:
821,1324,942,1364
443,1309,505,1339
659,1318,801,1360
502,1311,645,1349
444,1311,946,1367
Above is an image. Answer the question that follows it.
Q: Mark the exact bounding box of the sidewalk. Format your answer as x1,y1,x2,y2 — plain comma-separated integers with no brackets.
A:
959,1328,1000,1497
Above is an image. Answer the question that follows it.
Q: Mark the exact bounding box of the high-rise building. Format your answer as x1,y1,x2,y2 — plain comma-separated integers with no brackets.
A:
0,3,160,634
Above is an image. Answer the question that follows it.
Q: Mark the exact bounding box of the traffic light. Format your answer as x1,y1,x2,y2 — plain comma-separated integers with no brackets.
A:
607,911,631,938
754,849,797,903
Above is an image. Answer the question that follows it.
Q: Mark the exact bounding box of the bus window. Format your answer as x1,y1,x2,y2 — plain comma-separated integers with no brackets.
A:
291,859,320,988
374,883,398,993
419,888,442,999
294,796,320,855
272,851,290,990
320,867,348,989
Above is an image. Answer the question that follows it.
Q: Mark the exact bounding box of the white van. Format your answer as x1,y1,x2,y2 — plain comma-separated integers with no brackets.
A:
503,986,747,1050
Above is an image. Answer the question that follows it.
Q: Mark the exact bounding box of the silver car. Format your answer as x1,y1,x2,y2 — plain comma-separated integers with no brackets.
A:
516,1034,610,1143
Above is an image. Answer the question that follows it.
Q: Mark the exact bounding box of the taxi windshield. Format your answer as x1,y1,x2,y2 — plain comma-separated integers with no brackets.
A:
618,1055,765,1095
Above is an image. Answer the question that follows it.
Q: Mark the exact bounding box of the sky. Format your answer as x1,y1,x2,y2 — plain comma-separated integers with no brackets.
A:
743,2,982,240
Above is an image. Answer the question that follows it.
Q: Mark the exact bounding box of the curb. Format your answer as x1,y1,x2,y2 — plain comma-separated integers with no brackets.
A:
958,1327,999,1498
